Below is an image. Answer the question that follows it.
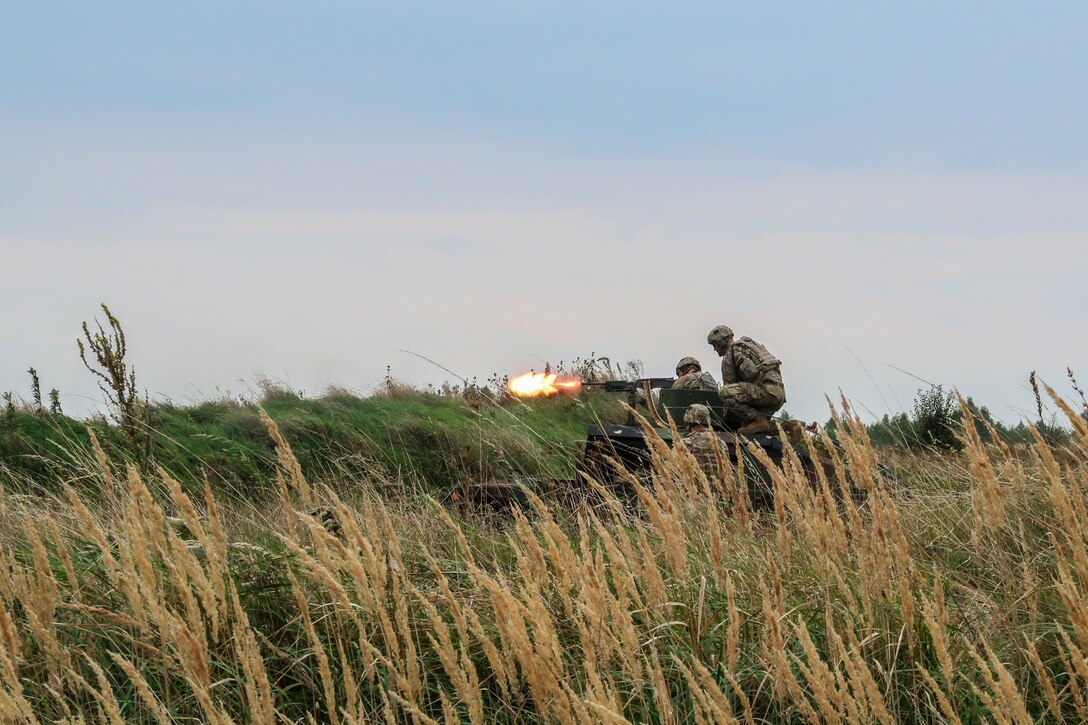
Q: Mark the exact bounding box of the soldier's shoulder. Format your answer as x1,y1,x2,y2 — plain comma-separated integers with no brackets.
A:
673,373,696,389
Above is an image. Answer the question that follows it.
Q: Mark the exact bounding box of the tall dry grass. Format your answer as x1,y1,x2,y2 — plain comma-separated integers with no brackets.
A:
1,391,1087,722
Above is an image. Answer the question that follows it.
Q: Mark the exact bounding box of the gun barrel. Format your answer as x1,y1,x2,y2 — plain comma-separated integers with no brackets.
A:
579,377,675,392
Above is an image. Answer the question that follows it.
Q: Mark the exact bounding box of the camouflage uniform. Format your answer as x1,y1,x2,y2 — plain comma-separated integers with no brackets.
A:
685,429,726,482
673,356,717,392
673,370,718,391
718,337,786,424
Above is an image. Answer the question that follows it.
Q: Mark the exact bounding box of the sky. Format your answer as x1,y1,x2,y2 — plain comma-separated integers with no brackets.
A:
2,2,1086,425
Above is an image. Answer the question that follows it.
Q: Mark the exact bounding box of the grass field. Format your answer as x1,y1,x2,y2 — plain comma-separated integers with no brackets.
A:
1,382,1087,723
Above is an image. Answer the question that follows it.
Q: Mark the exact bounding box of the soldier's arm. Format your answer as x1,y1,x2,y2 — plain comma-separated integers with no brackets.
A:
720,359,736,385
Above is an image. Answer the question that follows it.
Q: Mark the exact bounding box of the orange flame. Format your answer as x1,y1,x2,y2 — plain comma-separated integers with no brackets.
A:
508,372,581,397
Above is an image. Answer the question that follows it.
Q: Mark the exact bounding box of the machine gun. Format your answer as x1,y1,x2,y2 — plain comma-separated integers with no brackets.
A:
580,377,674,425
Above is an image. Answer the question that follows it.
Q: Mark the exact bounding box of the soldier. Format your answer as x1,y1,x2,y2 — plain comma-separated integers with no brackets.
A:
673,356,718,391
706,324,785,435
682,403,724,482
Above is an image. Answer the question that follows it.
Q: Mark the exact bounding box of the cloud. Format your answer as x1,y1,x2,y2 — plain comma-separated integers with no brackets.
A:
2,134,1085,424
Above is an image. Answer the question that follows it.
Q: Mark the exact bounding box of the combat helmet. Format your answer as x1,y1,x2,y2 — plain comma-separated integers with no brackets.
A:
707,325,734,346
683,403,712,428
675,356,701,376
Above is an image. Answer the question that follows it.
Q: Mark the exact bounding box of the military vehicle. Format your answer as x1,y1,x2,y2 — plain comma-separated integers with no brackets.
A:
447,378,850,514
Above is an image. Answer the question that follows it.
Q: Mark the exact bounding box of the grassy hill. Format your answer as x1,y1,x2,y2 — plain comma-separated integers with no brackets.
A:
0,384,625,497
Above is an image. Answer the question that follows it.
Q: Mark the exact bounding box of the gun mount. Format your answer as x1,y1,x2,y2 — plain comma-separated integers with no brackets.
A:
448,375,842,513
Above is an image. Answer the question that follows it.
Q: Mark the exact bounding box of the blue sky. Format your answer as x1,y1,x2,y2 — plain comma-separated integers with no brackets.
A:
2,2,1086,423
4,3,1087,166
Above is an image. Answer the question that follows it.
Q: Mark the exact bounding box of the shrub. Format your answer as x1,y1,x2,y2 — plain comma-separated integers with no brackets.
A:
911,384,962,450
77,303,153,469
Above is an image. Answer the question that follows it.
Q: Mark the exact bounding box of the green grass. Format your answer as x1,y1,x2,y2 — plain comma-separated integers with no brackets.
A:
0,387,625,497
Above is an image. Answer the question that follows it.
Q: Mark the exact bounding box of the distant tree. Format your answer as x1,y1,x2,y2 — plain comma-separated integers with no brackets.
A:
952,396,999,444
867,412,913,447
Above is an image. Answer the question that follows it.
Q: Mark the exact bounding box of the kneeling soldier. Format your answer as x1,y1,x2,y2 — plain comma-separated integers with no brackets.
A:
706,324,785,435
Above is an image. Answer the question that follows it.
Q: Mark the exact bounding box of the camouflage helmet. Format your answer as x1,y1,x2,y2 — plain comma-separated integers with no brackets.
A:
707,325,734,346
675,356,701,376
683,403,712,427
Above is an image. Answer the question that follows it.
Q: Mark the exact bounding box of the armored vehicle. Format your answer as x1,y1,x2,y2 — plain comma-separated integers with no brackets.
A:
448,379,843,513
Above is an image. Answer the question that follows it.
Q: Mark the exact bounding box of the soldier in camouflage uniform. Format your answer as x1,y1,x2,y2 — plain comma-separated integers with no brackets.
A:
682,403,725,483
672,356,718,391
706,324,785,435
